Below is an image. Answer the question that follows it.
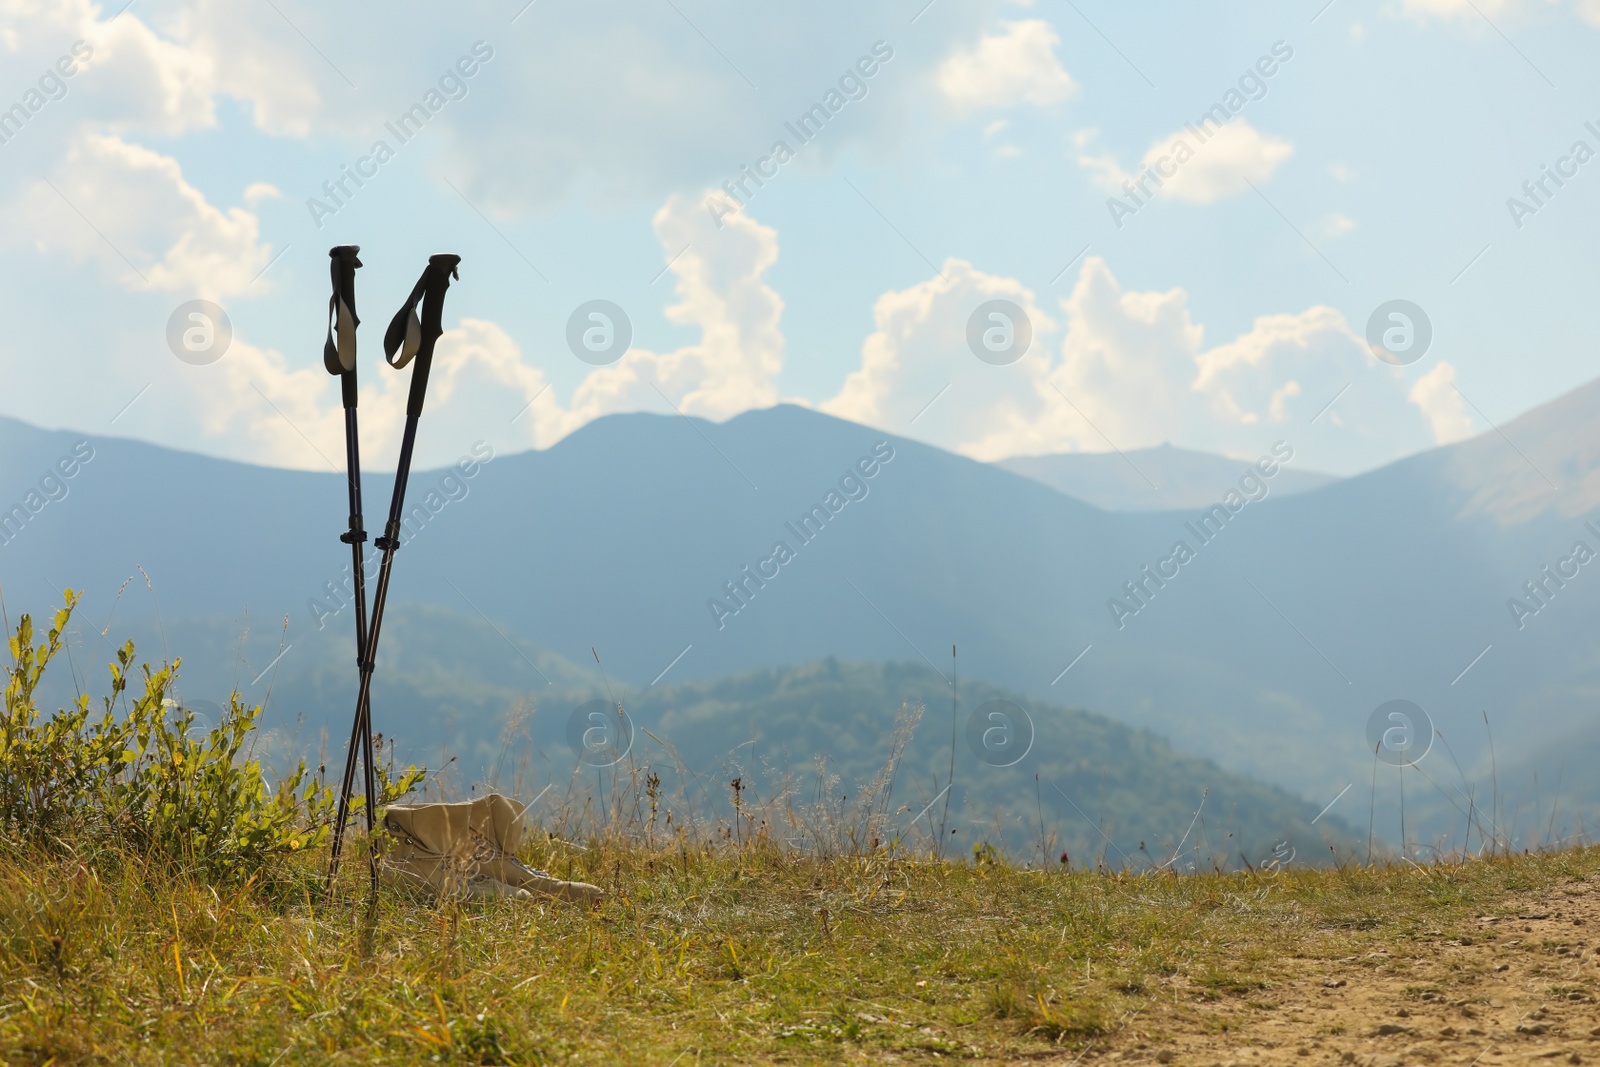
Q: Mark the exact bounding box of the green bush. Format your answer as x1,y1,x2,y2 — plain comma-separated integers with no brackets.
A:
1,591,423,881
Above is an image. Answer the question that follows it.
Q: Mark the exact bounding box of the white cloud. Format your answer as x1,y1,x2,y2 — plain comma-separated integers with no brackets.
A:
1034,260,1204,455
1408,361,1476,444
821,259,1056,450
1397,0,1600,24
8,2,1000,216
167,0,324,137
1079,120,1293,204
1052,265,1432,472
323,5,993,215
823,256,1438,472
410,317,568,455
1318,213,1356,237
560,190,787,430
173,186,788,468
1074,136,1129,190
1,0,218,136
937,19,1075,111
1400,0,1532,19
1145,121,1293,203
10,132,273,299
203,338,355,471
0,1,297,305
1189,305,1363,428
182,318,542,473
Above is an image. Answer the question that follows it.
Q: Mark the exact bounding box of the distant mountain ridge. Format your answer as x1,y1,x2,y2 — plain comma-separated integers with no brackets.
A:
43,606,1360,865
3,375,1599,852
997,442,1339,512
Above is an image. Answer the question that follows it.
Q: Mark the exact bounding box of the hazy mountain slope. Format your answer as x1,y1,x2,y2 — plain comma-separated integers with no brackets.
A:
73,604,1356,865
3,377,1598,848
998,443,1339,511
615,659,1361,866
1441,374,1600,526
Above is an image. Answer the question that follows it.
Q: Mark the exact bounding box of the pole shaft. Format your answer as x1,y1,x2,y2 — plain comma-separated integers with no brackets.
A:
326,406,376,891
328,415,420,891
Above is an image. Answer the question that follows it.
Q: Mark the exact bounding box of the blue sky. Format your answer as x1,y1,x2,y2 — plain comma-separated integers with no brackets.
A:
3,0,1598,476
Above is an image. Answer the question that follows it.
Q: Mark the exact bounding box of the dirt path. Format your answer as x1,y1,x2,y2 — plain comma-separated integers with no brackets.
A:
1081,878,1599,1066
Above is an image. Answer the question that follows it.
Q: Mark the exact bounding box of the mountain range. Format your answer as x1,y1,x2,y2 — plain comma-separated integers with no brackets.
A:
111,607,1353,867
998,443,1338,511
2,375,1597,852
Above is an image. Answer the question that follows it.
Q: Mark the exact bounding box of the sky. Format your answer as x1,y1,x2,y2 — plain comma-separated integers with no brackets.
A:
2,0,1599,477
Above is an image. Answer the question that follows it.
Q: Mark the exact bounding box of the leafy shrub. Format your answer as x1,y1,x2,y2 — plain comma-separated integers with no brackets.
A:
1,591,423,880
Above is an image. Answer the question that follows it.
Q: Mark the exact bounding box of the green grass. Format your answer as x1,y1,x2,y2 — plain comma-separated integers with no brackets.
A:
5,835,1596,1066
5,594,1592,1064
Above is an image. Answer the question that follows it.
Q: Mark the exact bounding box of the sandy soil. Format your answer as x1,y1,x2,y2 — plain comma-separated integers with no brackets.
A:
1074,878,1599,1066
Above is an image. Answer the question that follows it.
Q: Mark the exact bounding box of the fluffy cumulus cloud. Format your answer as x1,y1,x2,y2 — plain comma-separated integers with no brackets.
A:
212,239,1458,475
6,1,1000,211
1408,362,1476,445
1141,121,1293,203
825,257,1448,473
424,189,789,456
1079,120,1293,205
564,192,785,427
177,187,787,469
822,259,1057,449
936,19,1076,111
1398,0,1597,23
188,319,543,474
155,0,324,136
1401,0,1525,17
2,0,860,469
10,132,273,298
201,335,356,471
0,1,1495,480
0,0,217,137
1318,213,1356,238
0,1,287,299
204,1,998,215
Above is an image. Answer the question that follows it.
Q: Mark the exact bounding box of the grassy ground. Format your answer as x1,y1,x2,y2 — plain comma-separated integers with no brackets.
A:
3,838,1598,1066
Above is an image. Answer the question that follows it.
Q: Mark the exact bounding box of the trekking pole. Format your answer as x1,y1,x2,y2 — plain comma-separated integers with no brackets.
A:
326,253,461,895
322,245,382,895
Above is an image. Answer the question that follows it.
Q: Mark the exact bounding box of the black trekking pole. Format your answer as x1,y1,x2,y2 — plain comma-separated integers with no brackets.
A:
322,245,382,895
325,253,461,895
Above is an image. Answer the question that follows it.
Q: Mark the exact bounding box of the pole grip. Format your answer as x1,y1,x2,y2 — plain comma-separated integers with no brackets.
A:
406,254,460,418
325,245,363,388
